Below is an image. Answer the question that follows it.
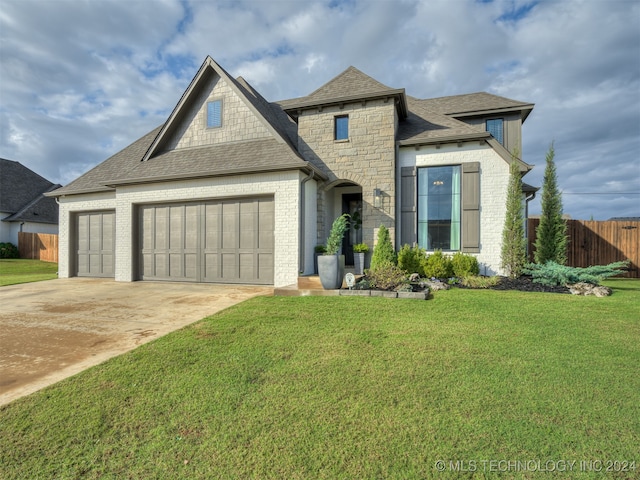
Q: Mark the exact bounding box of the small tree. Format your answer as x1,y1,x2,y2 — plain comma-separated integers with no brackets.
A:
369,224,396,271
501,158,527,278
534,142,568,265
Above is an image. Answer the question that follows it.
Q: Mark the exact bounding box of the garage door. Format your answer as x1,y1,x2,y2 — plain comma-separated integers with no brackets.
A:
139,197,274,284
75,211,115,277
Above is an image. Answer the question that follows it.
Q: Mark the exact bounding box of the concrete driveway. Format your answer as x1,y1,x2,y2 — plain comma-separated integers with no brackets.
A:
0,278,272,406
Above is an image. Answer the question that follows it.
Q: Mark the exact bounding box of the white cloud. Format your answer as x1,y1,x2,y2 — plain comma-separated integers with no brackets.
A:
1,0,638,220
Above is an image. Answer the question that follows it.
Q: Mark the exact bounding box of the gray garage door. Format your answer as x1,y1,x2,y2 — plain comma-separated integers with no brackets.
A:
75,211,115,277
139,197,274,284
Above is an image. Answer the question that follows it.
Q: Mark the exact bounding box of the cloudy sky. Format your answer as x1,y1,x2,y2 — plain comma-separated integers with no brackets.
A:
1,0,638,220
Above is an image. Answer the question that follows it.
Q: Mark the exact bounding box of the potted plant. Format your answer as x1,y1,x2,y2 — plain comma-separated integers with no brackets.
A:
352,242,369,275
317,214,349,289
313,245,326,274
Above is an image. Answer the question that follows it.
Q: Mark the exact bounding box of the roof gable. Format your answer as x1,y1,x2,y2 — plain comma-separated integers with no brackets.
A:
143,56,293,161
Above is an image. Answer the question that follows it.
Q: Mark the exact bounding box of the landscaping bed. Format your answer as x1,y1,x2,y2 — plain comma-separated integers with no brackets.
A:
488,275,570,294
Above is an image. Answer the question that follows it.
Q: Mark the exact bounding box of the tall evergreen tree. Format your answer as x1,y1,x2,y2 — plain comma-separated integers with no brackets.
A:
534,142,568,264
501,158,527,278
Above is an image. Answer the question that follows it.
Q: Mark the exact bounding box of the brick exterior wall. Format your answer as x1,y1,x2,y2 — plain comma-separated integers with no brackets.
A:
296,99,398,249
398,142,511,276
58,173,307,287
57,191,117,279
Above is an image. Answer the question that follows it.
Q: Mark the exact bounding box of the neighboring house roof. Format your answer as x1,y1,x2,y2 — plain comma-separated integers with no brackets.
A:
0,158,60,224
418,92,534,122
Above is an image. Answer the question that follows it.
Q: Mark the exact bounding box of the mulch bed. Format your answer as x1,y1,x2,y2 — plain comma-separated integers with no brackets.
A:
489,275,570,294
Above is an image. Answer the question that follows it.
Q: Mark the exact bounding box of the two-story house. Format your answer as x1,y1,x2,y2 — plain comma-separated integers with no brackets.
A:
48,56,534,287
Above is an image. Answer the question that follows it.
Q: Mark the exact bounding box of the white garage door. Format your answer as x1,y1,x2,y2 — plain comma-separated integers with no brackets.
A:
139,197,274,284
75,211,115,277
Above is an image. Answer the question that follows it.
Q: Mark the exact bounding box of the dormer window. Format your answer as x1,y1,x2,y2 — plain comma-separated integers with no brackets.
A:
334,115,349,141
207,100,222,128
486,118,503,145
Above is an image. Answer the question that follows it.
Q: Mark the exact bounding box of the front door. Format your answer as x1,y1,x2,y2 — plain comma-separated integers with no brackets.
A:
342,193,363,266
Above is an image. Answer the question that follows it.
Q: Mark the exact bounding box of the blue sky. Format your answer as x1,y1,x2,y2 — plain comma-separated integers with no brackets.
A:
1,0,638,220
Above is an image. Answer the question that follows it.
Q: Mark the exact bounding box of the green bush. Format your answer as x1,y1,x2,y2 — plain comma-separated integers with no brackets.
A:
460,275,499,289
325,214,350,255
397,244,426,276
523,261,630,286
366,261,407,291
0,242,19,259
423,250,453,279
353,243,369,254
451,252,480,277
370,225,396,270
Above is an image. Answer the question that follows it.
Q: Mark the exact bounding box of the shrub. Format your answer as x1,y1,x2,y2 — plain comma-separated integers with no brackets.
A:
370,225,396,270
325,214,350,255
423,250,453,279
451,252,480,277
534,142,568,265
397,244,426,276
366,261,407,291
460,275,499,289
314,245,326,254
523,261,630,286
353,243,369,254
501,158,527,278
0,242,19,259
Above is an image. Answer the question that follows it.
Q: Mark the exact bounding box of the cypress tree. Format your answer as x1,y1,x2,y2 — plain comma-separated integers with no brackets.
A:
369,224,396,270
501,158,527,278
534,142,568,264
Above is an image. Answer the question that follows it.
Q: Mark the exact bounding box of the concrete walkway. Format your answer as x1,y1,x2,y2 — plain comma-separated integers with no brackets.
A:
0,278,272,406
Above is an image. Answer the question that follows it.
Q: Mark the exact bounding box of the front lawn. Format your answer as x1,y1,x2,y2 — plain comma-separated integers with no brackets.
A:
0,259,58,286
1,280,638,479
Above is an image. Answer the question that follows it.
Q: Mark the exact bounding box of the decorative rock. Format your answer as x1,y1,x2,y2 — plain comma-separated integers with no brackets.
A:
568,282,612,297
424,280,450,291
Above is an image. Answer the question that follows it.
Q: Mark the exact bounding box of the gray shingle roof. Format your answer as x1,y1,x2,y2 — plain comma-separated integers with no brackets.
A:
278,66,408,118
105,138,315,187
397,96,489,145
418,92,534,120
0,159,59,224
48,57,534,197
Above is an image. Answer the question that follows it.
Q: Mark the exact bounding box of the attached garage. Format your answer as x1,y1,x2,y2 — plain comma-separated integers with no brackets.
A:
139,196,274,284
75,211,115,277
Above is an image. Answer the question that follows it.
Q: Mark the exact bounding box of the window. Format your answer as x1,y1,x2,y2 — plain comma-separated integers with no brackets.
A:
417,165,461,250
334,115,349,140
486,118,503,145
207,100,222,128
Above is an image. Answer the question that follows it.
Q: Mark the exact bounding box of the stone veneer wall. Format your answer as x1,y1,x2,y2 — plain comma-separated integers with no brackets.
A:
57,171,305,287
296,99,398,249
166,74,272,150
398,142,512,276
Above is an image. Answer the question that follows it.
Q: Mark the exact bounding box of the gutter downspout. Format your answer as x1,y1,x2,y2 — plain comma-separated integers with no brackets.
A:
299,170,315,274
525,191,536,255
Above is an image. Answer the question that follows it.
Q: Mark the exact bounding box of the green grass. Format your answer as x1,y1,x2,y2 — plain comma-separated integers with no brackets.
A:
1,280,638,479
0,259,58,286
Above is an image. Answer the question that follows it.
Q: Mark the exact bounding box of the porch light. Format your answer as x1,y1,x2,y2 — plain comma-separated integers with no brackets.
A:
373,188,382,209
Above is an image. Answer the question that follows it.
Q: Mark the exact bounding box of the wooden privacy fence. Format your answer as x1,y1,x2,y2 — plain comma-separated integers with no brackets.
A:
18,232,59,263
527,219,639,278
